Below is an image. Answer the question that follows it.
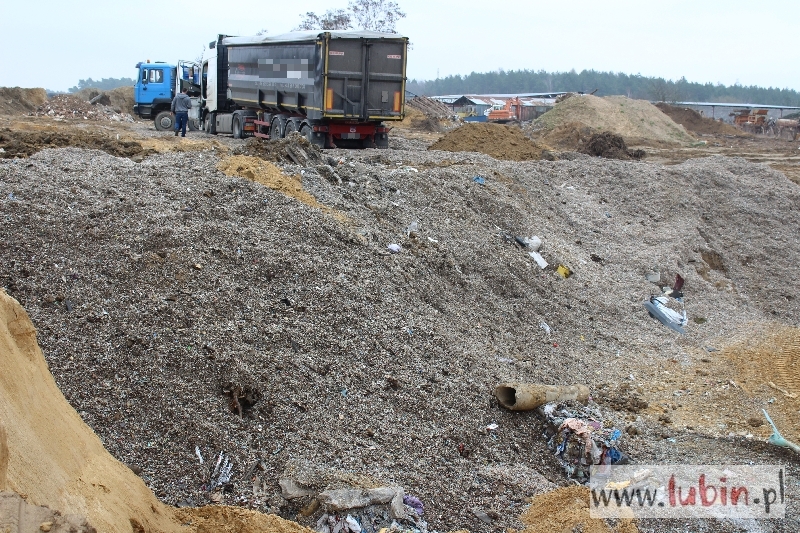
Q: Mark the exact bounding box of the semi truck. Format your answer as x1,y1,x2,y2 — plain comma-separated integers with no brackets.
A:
200,30,408,148
133,60,202,131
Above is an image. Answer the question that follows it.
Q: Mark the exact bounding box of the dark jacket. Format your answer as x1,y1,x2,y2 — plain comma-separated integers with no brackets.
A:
171,93,192,113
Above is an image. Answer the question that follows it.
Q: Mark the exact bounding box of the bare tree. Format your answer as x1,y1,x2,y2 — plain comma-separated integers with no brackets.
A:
348,0,405,32
648,78,679,103
295,1,405,33
294,9,352,31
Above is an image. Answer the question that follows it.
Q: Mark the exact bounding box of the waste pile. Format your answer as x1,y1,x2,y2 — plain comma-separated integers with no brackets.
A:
238,133,326,165
541,402,628,482
3,119,800,531
35,94,135,123
73,86,135,117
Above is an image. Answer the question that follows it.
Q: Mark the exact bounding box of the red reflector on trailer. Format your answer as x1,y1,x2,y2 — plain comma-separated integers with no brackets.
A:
393,91,401,112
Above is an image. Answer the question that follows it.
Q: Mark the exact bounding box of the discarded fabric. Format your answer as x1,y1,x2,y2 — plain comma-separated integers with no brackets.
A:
387,243,402,254
472,176,485,185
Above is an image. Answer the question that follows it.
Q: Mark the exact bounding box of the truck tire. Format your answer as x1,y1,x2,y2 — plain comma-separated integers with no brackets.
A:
270,119,283,140
300,125,313,143
154,111,174,132
188,119,200,131
205,113,217,135
232,116,243,139
285,120,298,137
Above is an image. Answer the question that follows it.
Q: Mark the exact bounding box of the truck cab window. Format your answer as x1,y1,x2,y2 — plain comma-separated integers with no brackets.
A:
141,69,148,83
149,69,163,83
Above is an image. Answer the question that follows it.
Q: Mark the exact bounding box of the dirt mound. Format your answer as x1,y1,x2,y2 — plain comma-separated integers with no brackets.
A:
0,87,47,115
531,94,694,145
517,486,637,533
655,103,746,136
0,128,149,159
74,87,135,116
240,133,325,165
581,131,646,160
429,123,547,160
537,120,597,150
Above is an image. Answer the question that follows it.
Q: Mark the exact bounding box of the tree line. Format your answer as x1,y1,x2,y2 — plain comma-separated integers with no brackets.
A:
68,77,136,93
407,69,800,106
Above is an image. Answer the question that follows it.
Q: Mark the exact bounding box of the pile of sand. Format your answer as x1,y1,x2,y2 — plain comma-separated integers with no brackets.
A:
655,103,746,136
531,94,695,146
0,87,48,115
515,486,637,533
0,288,313,533
217,155,337,217
429,122,549,160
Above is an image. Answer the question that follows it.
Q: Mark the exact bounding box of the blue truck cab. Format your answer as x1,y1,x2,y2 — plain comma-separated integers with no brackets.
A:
134,60,201,131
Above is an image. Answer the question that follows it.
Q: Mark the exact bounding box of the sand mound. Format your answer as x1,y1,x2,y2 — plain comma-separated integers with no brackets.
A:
0,289,314,533
655,103,746,136
0,289,183,532
175,506,311,533
0,87,48,115
581,131,646,160
217,155,334,215
531,94,694,145
429,123,548,160
0,128,149,159
516,486,637,533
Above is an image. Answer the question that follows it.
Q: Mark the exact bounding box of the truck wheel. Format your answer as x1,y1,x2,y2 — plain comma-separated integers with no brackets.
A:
232,116,243,139
205,113,217,135
300,125,312,142
285,121,298,137
154,111,174,132
188,119,200,131
270,119,283,140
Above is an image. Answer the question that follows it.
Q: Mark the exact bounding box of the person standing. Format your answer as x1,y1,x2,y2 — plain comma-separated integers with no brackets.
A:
171,87,192,137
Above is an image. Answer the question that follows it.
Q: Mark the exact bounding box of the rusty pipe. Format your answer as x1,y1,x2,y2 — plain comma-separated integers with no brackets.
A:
494,383,590,411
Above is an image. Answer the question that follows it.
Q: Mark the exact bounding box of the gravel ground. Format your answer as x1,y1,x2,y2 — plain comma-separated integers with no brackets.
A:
2,133,800,532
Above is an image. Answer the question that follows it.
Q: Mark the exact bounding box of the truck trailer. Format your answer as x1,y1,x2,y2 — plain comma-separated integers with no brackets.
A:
133,60,202,131
201,30,408,148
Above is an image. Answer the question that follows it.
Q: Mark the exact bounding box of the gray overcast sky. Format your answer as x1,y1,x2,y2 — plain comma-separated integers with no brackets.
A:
1,0,797,92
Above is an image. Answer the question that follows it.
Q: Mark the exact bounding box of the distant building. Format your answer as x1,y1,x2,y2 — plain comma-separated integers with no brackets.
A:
431,93,567,121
